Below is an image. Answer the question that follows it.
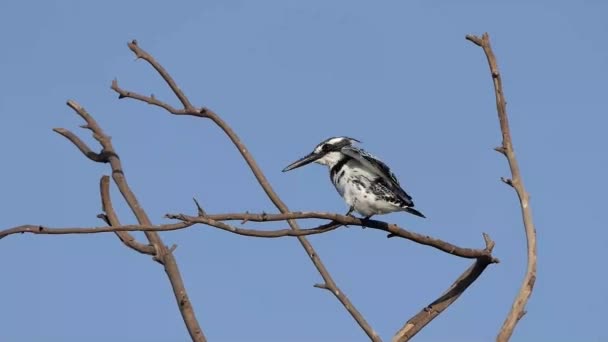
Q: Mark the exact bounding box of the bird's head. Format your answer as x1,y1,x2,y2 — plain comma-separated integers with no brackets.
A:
282,136,360,172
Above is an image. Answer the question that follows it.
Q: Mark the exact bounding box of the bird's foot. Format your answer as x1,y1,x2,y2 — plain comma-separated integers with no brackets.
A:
342,207,357,227
359,215,373,229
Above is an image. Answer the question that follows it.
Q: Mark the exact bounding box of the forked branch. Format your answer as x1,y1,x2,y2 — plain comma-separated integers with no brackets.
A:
113,40,380,341
99,175,155,255
54,101,206,342
466,33,537,342
2,210,497,262
0,38,508,341
169,212,498,262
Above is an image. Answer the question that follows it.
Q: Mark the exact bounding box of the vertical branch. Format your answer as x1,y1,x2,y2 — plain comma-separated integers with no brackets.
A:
466,33,538,341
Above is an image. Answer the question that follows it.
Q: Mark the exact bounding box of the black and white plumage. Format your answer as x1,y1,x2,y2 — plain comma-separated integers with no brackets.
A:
282,136,425,219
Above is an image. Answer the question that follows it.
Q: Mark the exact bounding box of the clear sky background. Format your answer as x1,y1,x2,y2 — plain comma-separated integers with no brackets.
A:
1,1,606,341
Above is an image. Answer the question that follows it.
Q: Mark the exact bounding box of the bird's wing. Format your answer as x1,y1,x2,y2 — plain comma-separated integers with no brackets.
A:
341,146,414,204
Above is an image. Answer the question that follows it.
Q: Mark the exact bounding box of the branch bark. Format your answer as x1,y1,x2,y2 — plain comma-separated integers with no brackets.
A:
0,218,337,239
113,40,380,341
56,101,206,342
2,211,497,263
392,234,495,341
0,38,507,341
171,212,498,262
99,175,155,255
466,33,537,342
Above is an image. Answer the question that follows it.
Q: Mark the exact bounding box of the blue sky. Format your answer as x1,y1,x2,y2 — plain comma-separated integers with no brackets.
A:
1,1,606,341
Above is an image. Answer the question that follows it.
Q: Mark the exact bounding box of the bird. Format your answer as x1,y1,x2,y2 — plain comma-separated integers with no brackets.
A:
282,136,425,219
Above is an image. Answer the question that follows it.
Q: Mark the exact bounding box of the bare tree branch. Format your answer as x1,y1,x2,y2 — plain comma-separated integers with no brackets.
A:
0,218,340,239
52,128,107,163
466,32,537,342
127,40,195,111
113,40,381,341
0,38,509,341
170,212,498,262
0,223,185,238
99,175,156,255
392,234,495,341
111,79,185,114
56,101,207,342
1,210,497,265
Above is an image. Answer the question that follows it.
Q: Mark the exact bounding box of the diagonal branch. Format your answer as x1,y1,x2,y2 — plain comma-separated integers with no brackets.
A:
127,40,195,111
466,33,537,342
52,128,107,163
113,40,380,341
56,101,207,342
392,234,495,341
99,175,155,255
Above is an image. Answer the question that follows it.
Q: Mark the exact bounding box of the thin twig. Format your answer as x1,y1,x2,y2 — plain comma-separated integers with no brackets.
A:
466,32,537,342
111,79,185,114
192,197,206,216
0,223,187,238
114,41,380,342
127,40,195,111
0,220,340,240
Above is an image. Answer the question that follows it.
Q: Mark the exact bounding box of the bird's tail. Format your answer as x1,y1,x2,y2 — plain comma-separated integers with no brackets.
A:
404,207,426,218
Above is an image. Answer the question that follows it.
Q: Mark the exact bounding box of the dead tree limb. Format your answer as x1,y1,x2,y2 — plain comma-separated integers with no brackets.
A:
112,40,380,341
169,212,498,262
0,218,336,239
55,101,206,342
392,234,495,341
99,175,155,255
2,211,497,262
1,38,508,341
466,33,537,341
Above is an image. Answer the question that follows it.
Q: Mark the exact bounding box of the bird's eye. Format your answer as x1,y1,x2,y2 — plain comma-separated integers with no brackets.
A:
322,144,331,152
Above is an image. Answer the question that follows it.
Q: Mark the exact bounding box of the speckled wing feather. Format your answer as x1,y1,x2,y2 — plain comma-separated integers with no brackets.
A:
340,146,414,206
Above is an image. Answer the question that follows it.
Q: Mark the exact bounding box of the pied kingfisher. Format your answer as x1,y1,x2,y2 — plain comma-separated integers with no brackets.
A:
282,136,425,219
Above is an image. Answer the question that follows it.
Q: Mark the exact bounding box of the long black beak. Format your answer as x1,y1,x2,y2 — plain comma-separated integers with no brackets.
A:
282,152,323,172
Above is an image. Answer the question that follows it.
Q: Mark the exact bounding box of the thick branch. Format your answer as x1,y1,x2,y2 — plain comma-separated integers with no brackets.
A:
116,41,379,341
57,100,206,342
467,33,537,342
392,234,495,341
